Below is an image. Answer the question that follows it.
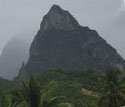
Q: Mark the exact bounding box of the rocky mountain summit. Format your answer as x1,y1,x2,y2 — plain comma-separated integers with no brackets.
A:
41,5,79,31
19,5,125,77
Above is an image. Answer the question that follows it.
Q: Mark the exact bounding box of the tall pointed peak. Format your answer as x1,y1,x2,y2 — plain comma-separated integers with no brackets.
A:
40,4,79,31
49,4,63,12
48,4,65,16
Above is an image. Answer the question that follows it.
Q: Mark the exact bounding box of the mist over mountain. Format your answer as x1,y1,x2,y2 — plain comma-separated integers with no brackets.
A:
103,10,125,58
0,0,125,59
19,5,125,77
0,2,125,107
0,38,29,80
116,11,125,27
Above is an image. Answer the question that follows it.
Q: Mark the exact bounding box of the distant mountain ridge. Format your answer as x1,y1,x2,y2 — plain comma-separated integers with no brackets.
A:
19,5,125,77
0,38,28,80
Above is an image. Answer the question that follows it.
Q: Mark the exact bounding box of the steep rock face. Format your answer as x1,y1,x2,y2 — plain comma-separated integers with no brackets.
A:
0,38,28,80
40,5,79,31
19,5,125,77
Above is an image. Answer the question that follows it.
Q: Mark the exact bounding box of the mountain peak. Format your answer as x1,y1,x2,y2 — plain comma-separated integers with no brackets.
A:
19,5,125,78
50,4,63,12
40,5,79,31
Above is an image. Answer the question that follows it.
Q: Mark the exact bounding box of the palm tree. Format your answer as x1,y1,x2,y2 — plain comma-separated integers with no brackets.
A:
98,68,125,107
20,76,41,107
7,76,41,107
39,81,73,107
42,96,73,107
8,76,73,107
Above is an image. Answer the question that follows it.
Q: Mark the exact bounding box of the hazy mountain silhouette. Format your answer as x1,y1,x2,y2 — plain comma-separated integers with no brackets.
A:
0,38,29,80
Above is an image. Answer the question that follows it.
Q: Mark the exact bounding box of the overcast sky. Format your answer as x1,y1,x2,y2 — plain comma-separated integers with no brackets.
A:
0,0,125,58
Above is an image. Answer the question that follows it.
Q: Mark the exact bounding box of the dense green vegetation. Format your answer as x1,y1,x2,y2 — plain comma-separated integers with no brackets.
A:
0,77,13,106
2,77,73,107
0,68,125,107
98,69,125,107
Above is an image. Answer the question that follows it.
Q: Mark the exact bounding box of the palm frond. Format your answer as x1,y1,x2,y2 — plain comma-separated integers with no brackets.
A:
56,103,74,107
